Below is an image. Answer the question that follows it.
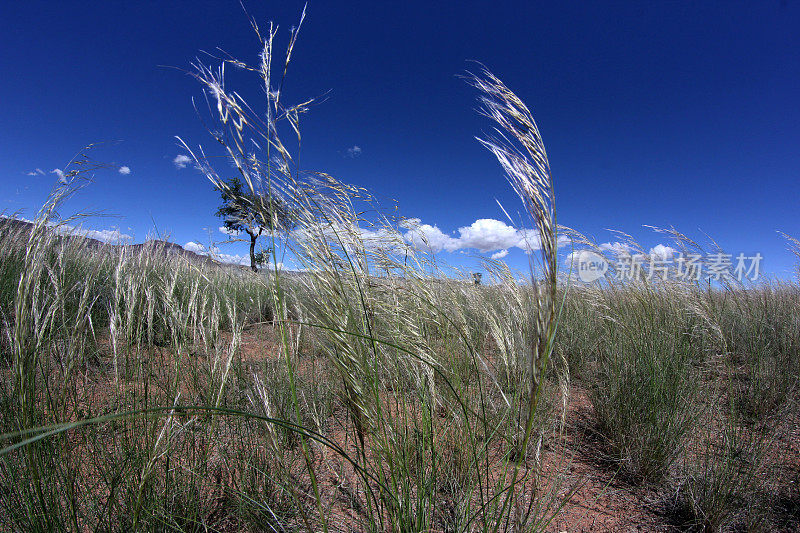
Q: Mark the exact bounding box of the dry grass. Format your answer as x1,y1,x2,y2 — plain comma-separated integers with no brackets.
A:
1,11,798,533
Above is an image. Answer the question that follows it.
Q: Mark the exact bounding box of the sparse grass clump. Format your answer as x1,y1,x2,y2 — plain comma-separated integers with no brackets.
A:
667,395,771,532
718,282,800,424
586,282,701,481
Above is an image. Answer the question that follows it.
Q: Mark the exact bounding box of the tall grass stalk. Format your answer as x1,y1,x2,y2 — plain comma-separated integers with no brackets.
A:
467,67,567,530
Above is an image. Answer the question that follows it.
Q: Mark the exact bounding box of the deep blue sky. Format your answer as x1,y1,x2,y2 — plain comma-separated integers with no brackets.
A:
1,1,798,277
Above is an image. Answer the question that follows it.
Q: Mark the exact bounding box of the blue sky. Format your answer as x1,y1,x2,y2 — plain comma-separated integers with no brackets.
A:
1,1,798,278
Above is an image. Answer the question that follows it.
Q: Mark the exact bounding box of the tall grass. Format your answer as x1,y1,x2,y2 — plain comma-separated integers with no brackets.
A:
0,181,283,529
587,280,702,481
0,11,573,532
1,9,799,533
719,281,800,424
559,234,800,529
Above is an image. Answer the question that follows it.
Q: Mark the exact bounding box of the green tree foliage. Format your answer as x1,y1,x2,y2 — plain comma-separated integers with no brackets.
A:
215,176,294,271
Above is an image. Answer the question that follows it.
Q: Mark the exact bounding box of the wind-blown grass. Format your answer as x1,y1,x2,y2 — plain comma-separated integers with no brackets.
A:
1,10,799,533
1,13,575,532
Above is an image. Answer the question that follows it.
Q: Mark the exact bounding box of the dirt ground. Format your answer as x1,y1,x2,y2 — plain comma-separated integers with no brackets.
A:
13,322,800,532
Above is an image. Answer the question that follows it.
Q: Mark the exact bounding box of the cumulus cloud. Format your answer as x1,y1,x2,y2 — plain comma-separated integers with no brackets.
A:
52,221,132,243
292,222,406,256
26,168,45,176
173,154,192,169
289,216,570,258
346,145,362,158
184,241,247,265
563,250,582,271
219,226,240,237
598,242,634,255
402,221,458,253
358,227,403,250
184,240,283,269
649,244,677,260
596,241,676,261
183,241,206,254
401,217,569,255
565,242,681,282
118,166,131,175
217,253,262,267
456,219,523,252
79,227,132,243
51,168,67,184
220,249,247,264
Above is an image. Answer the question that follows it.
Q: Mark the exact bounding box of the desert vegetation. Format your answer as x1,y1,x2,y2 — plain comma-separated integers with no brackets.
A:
1,12,798,533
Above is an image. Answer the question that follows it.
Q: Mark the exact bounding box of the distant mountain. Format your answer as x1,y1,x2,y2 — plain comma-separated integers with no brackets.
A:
0,217,221,267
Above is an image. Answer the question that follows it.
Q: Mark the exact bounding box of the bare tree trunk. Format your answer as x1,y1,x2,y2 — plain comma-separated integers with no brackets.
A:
248,232,257,272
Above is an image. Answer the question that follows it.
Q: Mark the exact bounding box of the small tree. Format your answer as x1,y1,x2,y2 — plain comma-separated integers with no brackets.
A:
215,176,294,272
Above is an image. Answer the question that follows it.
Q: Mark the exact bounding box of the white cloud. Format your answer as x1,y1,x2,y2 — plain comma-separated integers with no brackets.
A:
26,168,45,176
1,215,32,224
403,222,458,253
217,253,251,266
51,168,67,184
456,219,523,253
56,223,132,243
81,228,132,243
184,241,205,254
173,154,192,169
360,227,406,253
219,226,240,237
119,166,131,175
649,244,677,260
564,250,581,272
289,216,569,258
598,241,634,255
184,241,284,268
346,145,362,158
596,241,676,261
292,222,407,256
401,217,569,255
